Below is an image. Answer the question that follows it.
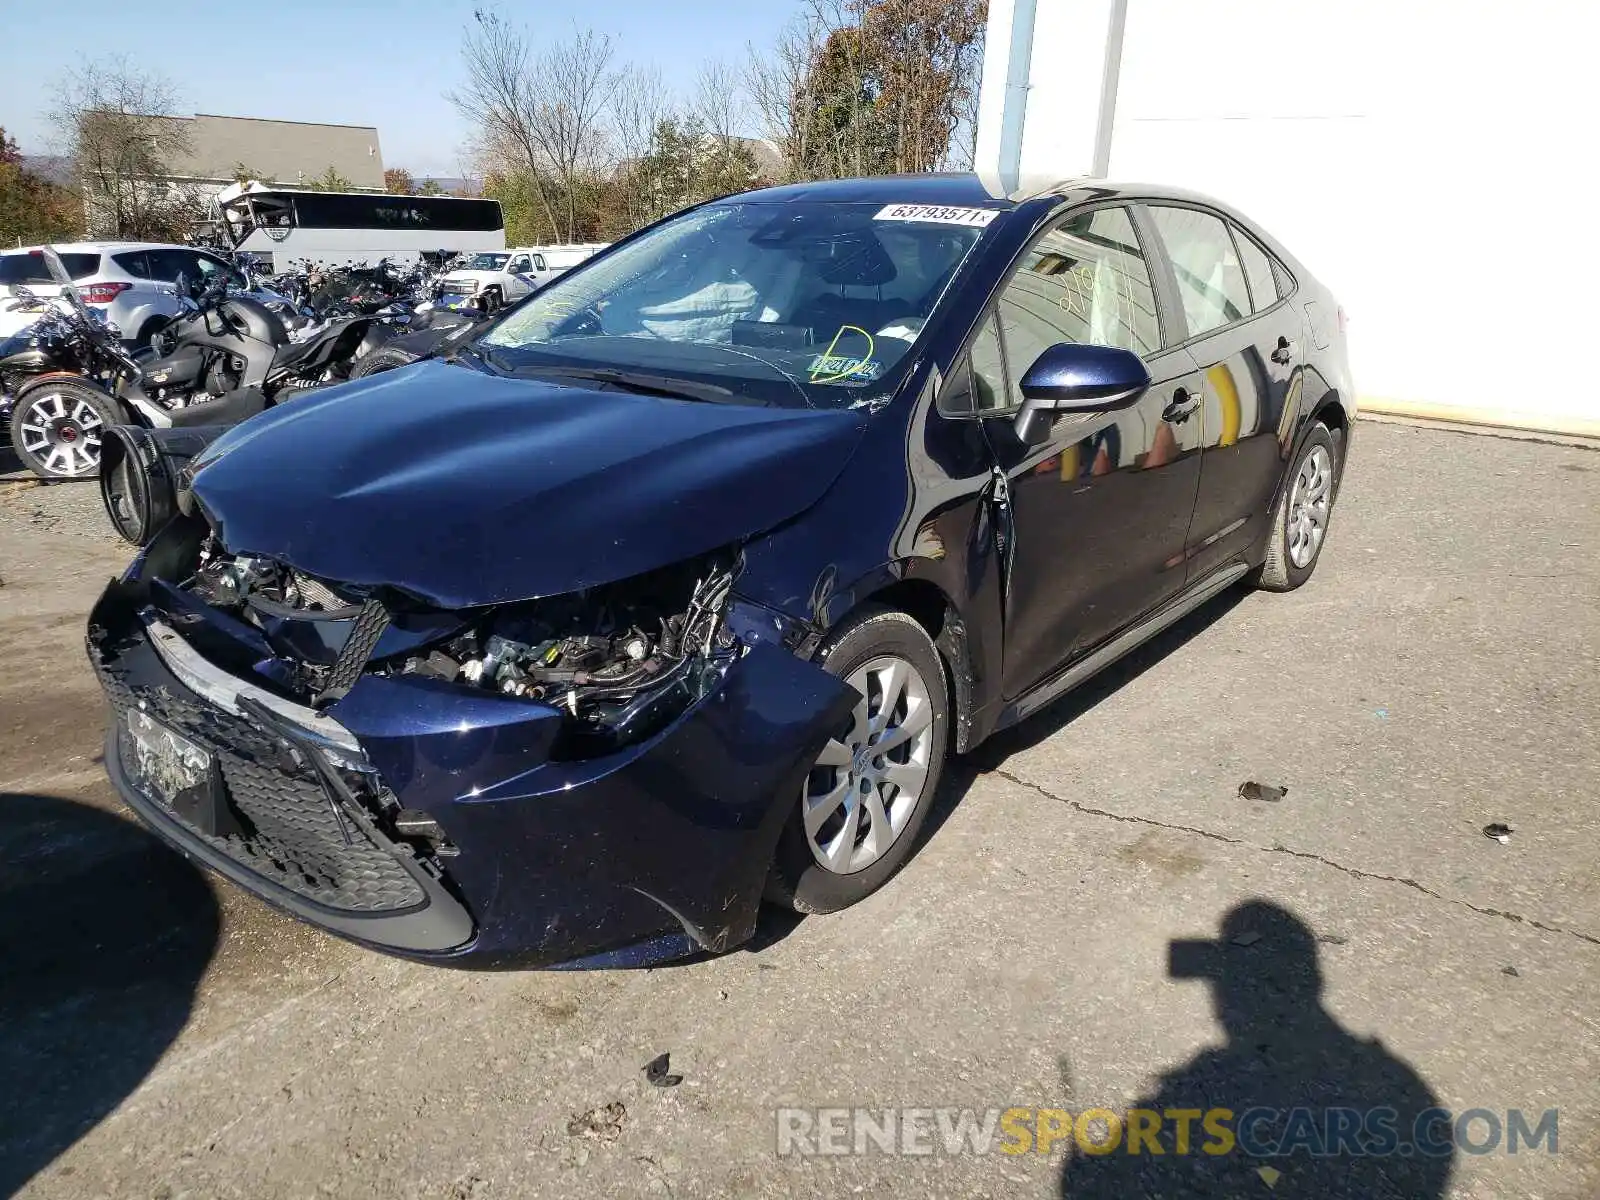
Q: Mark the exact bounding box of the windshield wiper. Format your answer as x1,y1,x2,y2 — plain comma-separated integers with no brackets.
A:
512,365,735,405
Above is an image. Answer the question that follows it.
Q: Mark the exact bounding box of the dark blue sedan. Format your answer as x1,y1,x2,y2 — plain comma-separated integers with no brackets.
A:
89,174,1353,967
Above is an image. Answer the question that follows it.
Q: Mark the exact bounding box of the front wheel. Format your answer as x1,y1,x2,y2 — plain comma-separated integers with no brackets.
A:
768,607,949,914
9,379,121,480
479,288,501,314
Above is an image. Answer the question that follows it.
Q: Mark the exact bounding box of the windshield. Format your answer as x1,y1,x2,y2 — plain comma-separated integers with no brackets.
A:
462,253,510,271
480,201,990,407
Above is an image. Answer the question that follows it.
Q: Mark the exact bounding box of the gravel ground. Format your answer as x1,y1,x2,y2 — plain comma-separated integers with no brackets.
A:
0,477,121,548
1,419,1597,1199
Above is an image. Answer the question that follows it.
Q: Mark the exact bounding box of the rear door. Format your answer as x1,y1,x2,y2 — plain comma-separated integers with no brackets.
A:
968,203,1206,699
1144,204,1304,580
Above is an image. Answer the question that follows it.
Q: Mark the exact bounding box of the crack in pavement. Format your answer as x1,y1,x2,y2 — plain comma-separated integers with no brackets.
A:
992,767,1600,949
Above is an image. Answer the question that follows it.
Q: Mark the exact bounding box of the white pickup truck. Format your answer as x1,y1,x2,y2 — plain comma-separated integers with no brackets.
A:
436,244,609,312
436,251,537,313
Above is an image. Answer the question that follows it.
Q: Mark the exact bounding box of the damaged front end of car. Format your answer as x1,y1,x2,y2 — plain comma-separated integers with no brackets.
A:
89,514,856,967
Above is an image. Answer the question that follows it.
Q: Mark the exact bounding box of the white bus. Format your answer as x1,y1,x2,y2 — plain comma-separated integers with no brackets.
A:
215,182,506,272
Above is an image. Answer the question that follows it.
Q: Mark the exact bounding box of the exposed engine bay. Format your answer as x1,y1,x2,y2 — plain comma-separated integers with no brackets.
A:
182,534,739,756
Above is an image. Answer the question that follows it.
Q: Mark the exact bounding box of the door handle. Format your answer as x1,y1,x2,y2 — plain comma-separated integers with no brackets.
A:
1271,335,1295,365
1162,388,1201,423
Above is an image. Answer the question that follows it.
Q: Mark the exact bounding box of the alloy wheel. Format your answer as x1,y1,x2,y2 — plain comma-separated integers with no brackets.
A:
1287,443,1333,568
18,391,104,477
802,655,935,875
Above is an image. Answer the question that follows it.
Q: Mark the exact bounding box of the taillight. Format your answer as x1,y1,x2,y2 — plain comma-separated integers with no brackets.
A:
1336,305,1348,335
79,281,132,305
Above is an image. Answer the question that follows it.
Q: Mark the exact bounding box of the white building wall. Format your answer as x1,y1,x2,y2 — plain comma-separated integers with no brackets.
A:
979,0,1600,432
982,0,1600,432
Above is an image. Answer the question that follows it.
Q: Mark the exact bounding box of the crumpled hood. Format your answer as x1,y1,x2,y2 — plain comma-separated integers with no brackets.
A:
189,361,868,608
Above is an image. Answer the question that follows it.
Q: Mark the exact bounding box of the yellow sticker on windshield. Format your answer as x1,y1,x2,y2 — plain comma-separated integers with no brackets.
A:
809,326,879,384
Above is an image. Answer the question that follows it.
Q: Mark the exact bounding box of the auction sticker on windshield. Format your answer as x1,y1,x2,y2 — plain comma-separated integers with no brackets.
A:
874,204,998,228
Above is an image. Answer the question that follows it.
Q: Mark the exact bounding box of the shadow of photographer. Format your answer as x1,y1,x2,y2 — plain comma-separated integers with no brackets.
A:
0,792,220,1197
1061,900,1451,1199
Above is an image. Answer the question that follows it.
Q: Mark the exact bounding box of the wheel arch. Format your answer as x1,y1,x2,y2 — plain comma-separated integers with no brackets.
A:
1269,386,1350,514
816,565,982,754
1310,389,1350,442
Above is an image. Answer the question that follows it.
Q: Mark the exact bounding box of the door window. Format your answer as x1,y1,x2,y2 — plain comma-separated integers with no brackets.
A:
112,251,152,279
1148,206,1251,336
995,206,1160,395
508,255,531,272
194,254,246,288
1233,227,1280,313
145,249,195,283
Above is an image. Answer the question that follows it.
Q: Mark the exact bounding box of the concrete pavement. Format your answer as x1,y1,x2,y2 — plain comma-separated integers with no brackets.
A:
1,421,1596,1198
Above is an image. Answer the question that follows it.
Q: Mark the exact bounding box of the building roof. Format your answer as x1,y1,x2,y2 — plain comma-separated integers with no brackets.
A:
159,114,385,190
734,137,785,181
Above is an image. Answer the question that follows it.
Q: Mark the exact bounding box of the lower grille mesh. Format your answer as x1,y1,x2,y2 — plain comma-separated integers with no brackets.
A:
98,662,428,914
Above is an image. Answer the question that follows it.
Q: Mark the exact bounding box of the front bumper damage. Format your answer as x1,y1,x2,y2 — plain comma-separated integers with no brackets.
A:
88,555,855,968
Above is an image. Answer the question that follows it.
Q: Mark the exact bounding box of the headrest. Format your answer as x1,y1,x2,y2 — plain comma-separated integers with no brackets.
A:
815,231,897,288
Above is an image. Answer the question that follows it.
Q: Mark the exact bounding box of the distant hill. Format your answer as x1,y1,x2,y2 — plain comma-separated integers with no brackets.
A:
415,177,481,196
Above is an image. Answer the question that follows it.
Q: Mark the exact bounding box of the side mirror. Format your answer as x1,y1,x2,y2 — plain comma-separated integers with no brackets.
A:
1013,343,1151,444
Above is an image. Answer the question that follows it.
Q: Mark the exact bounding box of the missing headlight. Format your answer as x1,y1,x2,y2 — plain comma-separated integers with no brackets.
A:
392,554,739,756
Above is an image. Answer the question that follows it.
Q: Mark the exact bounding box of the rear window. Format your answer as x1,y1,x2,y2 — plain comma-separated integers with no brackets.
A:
0,252,102,284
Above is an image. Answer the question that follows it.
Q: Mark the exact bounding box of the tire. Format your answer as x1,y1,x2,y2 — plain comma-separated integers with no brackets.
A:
480,288,501,314
1257,421,1341,591
349,346,419,379
8,378,121,481
768,607,950,914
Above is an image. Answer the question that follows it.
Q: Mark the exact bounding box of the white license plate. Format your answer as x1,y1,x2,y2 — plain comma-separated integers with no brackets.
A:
126,709,211,806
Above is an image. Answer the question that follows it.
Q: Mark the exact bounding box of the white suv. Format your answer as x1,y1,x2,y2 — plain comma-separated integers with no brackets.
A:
0,242,244,345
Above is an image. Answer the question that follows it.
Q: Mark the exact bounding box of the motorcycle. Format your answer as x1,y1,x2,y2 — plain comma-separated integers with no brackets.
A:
3,279,146,479
126,270,385,414
5,249,382,481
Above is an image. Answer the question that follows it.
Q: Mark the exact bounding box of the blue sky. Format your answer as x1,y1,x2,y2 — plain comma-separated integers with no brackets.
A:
0,0,795,176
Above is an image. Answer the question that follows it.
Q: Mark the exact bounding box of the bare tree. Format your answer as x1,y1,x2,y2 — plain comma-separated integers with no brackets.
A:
609,64,676,228
531,28,616,239
450,11,617,243
50,57,200,240
746,0,986,182
745,5,833,182
450,10,561,237
610,64,671,168
697,59,745,157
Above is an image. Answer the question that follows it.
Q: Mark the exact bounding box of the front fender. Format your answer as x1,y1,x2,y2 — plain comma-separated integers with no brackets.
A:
330,641,859,965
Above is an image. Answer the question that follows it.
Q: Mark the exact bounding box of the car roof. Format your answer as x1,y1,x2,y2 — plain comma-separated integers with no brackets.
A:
1,240,197,257
716,173,1269,227
728,172,1016,209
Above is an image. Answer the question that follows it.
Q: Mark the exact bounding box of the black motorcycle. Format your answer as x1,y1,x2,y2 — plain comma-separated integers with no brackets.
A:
2,280,146,479
126,272,386,415
5,249,381,480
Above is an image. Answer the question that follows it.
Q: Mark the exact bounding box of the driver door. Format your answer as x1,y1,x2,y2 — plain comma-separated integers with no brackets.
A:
977,204,1205,701
506,254,534,298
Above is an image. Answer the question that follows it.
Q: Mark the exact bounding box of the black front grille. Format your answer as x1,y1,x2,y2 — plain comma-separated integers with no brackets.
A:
98,662,428,915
